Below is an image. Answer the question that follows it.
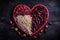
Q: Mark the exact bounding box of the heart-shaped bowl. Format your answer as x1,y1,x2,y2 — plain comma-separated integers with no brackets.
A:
13,4,49,36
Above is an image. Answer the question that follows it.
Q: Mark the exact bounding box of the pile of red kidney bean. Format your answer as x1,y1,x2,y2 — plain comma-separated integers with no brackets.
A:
30,6,47,32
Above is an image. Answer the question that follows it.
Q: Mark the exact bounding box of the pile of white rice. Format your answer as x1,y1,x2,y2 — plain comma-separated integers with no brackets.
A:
16,15,32,34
